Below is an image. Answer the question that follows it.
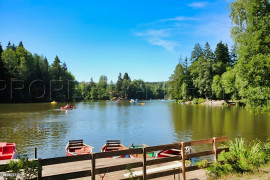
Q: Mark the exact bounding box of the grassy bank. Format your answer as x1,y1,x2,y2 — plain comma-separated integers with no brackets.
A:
217,162,270,180
197,138,270,179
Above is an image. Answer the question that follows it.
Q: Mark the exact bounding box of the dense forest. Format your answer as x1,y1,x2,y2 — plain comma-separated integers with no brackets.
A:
168,0,270,112
0,41,76,102
0,42,167,102
77,73,167,100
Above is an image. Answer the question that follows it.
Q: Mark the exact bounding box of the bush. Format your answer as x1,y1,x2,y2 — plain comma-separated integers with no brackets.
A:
0,156,41,179
207,162,233,178
198,138,270,178
192,98,198,104
198,98,206,104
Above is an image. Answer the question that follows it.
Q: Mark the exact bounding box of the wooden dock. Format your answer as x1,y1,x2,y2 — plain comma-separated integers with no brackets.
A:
42,158,207,180
0,137,228,180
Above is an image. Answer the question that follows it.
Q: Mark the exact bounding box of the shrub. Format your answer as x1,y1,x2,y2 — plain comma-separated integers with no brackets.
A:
192,98,198,104
198,98,206,104
0,156,41,179
198,138,270,178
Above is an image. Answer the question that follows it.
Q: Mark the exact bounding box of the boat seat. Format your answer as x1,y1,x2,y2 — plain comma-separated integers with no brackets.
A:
106,140,120,145
69,143,84,147
69,146,83,149
106,147,121,150
171,149,182,152
159,153,177,157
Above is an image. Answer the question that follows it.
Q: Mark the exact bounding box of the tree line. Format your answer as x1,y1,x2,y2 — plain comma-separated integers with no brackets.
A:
77,73,167,100
0,42,167,102
0,41,76,102
168,0,270,112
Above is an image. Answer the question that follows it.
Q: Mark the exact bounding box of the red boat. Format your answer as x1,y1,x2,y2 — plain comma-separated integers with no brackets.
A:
61,104,76,109
155,147,191,158
0,142,18,160
100,140,127,158
65,140,93,156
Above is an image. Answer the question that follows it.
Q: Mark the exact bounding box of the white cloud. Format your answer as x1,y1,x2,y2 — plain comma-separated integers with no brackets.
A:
147,37,179,51
135,29,171,37
161,16,196,22
188,2,208,8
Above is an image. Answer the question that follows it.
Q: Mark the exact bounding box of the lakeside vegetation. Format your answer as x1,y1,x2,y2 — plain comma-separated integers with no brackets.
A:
168,0,270,112
0,42,167,102
197,138,270,179
0,42,76,102
1,0,269,115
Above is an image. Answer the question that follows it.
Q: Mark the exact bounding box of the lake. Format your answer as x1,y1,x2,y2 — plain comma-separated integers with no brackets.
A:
0,100,269,159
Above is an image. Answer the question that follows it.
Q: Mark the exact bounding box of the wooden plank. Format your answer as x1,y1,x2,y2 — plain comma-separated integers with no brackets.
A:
38,158,42,180
91,153,95,180
217,147,229,153
181,142,186,180
95,148,142,159
142,147,147,179
35,147,37,159
146,156,181,166
96,161,142,174
146,143,181,152
185,165,200,172
215,136,228,143
68,146,83,149
69,139,83,143
69,143,83,146
40,154,91,166
147,168,181,179
184,138,213,146
42,170,91,180
120,168,182,180
185,148,229,159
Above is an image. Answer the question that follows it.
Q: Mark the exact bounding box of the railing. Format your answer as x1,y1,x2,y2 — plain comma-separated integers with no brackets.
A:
1,137,229,180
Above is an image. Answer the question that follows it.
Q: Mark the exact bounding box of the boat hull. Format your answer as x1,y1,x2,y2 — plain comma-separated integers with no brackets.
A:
129,144,155,158
65,140,92,156
156,147,191,158
0,142,18,160
100,140,127,158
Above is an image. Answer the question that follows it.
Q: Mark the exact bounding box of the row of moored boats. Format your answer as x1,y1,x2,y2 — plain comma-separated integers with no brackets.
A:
66,140,191,158
0,140,191,160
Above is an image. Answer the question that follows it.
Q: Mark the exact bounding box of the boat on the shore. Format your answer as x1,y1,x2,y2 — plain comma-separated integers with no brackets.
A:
128,144,155,158
155,146,191,158
100,140,127,158
61,104,76,109
0,142,18,160
65,140,93,156
51,101,57,104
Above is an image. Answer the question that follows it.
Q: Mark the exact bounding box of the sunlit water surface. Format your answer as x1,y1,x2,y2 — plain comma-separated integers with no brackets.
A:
0,100,269,158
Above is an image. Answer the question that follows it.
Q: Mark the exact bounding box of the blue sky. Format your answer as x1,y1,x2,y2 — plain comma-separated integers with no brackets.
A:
0,0,233,82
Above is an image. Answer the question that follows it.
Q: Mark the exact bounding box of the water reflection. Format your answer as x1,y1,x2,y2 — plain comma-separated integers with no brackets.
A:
170,103,270,153
0,101,269,158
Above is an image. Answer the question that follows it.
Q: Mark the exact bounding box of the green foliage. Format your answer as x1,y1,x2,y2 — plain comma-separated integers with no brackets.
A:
207,162,233,178
230,0,270,112
212,75,223,99
198,98,206,104
0,156,41,180
168,0,270,112
197,159,208,169
204,138,270,178
0,41,76,102
192,98,198,104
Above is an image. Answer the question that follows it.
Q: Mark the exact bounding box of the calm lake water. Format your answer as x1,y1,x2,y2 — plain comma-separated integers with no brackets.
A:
0,100,269,159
